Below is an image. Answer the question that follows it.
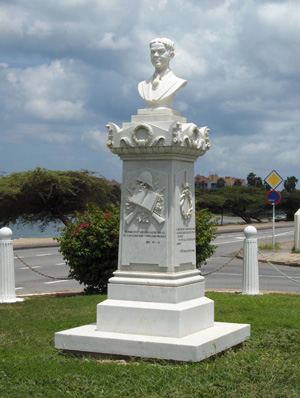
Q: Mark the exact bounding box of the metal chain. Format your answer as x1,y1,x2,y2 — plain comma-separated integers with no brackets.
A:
256,249,300,286
199,248,243,276
15,253,72,281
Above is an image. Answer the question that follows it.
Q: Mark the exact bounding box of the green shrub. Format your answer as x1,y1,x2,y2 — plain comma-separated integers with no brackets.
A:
57,205,119,293
58,206,216,293
195,209,217,266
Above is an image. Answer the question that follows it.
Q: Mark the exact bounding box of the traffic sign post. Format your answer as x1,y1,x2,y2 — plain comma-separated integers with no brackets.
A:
266,190,282,250
272,202,275,249
265,170,283,251
264,170,283,190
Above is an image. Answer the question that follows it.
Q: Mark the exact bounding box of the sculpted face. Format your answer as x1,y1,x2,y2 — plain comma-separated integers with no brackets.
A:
150,42,172,73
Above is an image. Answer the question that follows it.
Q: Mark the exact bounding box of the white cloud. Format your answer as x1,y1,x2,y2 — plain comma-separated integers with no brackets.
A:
25,99,85,121
81,129,107,152
5,60,88,122
89,32,131,50
0,0,299,182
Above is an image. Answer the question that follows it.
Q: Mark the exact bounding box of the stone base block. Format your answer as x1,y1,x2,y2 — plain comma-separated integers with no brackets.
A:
97,297,214,337
107,280,205,303
55,322,250,362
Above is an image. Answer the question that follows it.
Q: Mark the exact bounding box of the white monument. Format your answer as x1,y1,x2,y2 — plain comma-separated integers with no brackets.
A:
55,38,250,361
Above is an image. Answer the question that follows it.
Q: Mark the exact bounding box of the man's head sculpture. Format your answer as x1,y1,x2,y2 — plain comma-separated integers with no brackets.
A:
138,37,187,109
149,38,175,74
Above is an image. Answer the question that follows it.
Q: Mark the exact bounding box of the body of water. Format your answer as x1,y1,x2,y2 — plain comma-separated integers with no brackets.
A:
8,222,64,239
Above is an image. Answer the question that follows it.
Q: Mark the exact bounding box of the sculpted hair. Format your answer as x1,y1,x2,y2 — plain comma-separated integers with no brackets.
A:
149,37,175,57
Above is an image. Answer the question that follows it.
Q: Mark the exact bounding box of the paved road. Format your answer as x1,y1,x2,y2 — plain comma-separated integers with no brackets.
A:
204,226,300,293
14,226,300,296
14,246,83,296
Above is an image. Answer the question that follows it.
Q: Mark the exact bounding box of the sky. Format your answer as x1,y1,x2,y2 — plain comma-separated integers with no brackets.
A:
0,0,299,184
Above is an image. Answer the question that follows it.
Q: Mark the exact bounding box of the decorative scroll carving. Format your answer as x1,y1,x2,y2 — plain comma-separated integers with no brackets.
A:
106,122,120,148
171,122,210,152
125,171,165,225
180,182,193,223
132,124,153,146
172,121,182,145
118,123,165,148
120,137,134,147
106,113,210,155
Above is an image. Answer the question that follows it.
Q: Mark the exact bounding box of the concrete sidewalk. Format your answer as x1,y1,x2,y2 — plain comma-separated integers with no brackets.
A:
256,241,300,267
13,237,59,250
215,220,294,234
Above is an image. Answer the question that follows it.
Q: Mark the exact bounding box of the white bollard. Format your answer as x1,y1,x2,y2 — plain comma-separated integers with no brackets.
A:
0,227,23,303
242,226,259,295
294,209,300,252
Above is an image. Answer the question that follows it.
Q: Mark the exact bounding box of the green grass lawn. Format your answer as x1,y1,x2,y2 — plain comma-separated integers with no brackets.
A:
0,292,299,398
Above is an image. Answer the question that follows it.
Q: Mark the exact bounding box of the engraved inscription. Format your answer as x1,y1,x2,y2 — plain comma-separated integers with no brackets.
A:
176,227,195,253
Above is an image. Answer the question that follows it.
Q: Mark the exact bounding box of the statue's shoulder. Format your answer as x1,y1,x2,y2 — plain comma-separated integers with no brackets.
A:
138,77,152,97
168,71,187,88
138,77,151,88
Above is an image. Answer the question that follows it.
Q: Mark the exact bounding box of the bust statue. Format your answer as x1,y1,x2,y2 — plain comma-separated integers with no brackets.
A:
138,38,187,108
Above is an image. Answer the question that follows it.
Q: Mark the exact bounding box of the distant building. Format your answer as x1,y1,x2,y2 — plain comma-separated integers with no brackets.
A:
195,174,246,189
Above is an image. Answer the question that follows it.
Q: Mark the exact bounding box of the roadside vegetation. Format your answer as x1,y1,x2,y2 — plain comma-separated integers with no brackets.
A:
0,293,299,398
196,172,299,224
0,169,298,230
259,242,281,251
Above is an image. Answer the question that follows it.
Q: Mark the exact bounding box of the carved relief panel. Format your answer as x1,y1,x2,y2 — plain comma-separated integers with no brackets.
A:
175,167,196,270
120,167,168,272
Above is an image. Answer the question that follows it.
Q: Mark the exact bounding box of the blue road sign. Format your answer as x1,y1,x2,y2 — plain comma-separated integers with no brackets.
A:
267,190,281,205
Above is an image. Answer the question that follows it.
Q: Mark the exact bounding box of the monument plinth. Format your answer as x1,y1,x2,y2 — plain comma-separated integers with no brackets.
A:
55,38,250,361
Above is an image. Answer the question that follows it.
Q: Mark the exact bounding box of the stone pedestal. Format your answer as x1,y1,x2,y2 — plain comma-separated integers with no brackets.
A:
55,108,250,361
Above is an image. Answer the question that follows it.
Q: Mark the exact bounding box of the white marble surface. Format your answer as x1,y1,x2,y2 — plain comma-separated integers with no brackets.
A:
55,322,250,362
242,226,259,295
295,209,300,251
0,227,24,303
138,38,187,108
96,296,214,337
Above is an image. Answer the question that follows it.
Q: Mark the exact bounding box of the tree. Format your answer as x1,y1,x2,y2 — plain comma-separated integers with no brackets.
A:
247,172,257,186
247,172,263,188
196,189,227,225
264,181,271,191
284,176,298,193
279,190,300,221
223,186,266,223
196,186,266,223
0,168,120,228
216,178,225,188
255,177,263,188
233,179,242,186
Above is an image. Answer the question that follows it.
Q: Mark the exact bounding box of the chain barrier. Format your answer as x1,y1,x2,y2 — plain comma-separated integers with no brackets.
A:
15,253,72,281
199,248,243,276
257,250,300,286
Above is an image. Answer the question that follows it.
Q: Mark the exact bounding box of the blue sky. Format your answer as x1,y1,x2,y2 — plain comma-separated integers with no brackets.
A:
0,0,299,183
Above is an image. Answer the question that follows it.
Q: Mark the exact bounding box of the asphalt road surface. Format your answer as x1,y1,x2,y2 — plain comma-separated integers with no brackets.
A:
14,226,300,296
204,226,300,293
